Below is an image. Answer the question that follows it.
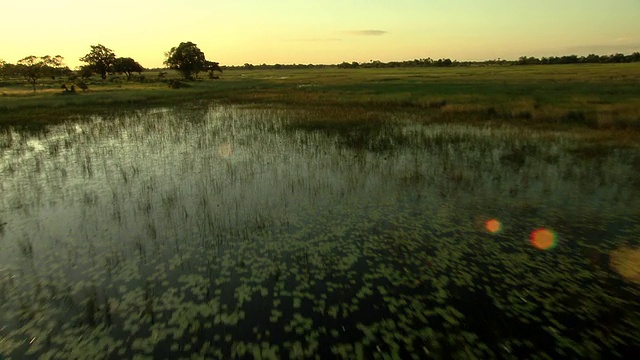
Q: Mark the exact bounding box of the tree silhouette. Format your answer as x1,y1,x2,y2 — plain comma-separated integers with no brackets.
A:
78,66,93,80
17,55,64,92
113,57,144,80
164,42,209,80
80,44,116,80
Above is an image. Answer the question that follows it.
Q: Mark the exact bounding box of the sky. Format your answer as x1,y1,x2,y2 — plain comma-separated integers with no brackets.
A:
1,0,639,69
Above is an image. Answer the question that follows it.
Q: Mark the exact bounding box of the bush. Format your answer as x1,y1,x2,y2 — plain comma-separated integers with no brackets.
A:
75,80,89,92
167,79,190,89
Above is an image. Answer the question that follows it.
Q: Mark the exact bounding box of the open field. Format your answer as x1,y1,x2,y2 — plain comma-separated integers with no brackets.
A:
1,63,640,134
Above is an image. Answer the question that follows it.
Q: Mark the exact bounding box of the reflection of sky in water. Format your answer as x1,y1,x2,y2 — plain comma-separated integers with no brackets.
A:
0,105,639,358
1,105,639,274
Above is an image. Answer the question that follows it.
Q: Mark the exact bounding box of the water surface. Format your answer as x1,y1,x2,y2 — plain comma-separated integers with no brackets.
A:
1,104,639,358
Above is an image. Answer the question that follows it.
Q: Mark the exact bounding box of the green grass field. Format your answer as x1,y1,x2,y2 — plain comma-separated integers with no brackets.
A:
1,64,639,134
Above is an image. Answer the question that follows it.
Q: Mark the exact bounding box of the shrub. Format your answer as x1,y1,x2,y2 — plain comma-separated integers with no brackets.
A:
167,79,190,89
565,110,597,128
75,80,89,92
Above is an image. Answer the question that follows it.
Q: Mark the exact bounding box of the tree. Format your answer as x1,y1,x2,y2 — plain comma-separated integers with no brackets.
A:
78,65,93,79
605,53,626,63
205,60,222,72
628,52,640,62
583,54,601,63
164,42,209,80
16,55,64,92
204,60,223,79
80,44,116,80
1,63,17,78
113,57,144,80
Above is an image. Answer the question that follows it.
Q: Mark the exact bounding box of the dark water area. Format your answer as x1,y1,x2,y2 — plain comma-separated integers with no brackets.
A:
0,104,639,359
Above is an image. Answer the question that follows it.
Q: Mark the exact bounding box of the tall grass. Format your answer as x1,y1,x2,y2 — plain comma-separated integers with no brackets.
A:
1,63,640,131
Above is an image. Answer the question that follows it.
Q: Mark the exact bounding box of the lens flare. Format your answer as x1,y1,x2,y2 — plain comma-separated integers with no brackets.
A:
609,246,640,285
530,228,557,250
485,219,501,233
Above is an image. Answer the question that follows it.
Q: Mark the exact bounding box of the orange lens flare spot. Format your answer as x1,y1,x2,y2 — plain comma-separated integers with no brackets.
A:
530,228,557,250
485,219,501,233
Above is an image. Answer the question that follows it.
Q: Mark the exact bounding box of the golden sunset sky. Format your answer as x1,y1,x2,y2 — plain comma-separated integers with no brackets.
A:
1,0,639,68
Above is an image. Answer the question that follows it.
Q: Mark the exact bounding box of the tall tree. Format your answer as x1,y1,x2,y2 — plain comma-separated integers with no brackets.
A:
79,44,116,80
113,57,144,80
16,55,64,92
164,42,208,80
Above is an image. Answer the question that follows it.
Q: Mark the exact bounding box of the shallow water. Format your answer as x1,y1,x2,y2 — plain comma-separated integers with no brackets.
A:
0,104,639,358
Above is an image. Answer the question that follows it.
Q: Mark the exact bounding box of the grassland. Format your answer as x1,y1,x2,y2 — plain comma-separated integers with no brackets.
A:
1,63,640,134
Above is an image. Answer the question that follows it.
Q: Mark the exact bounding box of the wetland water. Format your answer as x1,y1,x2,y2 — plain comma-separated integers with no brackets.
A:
0,104,639,359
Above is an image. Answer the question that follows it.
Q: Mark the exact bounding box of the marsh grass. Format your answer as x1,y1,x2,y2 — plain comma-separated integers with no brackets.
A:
1,64,639,133
1,89,640,357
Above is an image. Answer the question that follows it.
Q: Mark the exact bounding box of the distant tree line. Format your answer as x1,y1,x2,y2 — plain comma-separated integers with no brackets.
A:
0,56,72,91
339,58,457,68
77,44,144,80
0,41,222,91
222,63,333,71
2,48,639,91
223,52,640,70
225,58,458,70
515,52,640,65
338,53,640,68
0,45,146,92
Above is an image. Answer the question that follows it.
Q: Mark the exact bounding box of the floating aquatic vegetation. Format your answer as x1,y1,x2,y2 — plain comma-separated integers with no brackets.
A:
0,105,639,358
